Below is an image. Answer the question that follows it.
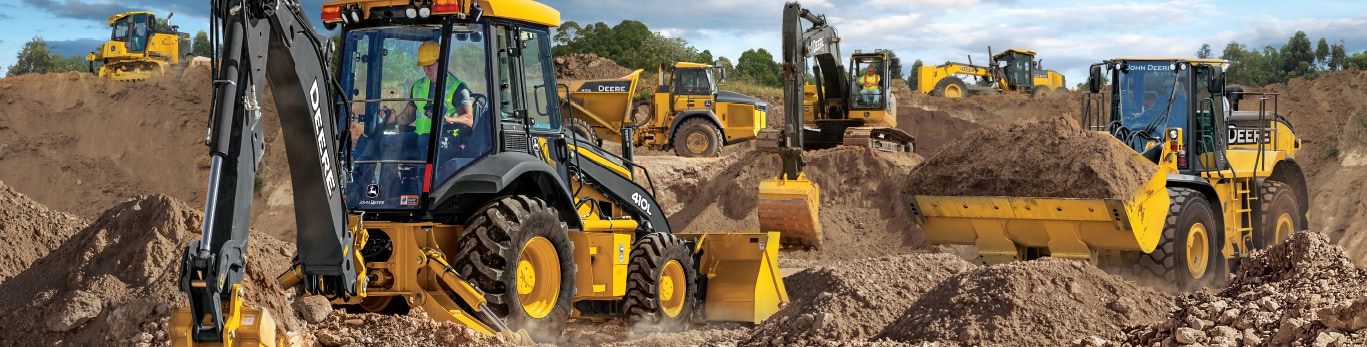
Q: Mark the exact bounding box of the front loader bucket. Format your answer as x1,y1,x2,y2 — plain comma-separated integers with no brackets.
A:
758,175,822,249
676,232,789,324
902,169,1170,264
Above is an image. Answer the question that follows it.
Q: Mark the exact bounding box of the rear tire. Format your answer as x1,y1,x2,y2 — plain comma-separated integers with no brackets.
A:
566,117,600,147
453,196,575,343
1254,181,1301,249
624,233,697,333
932,76,967,98
1134,187,1222,291
1031,86,1050,98
673,118,722,157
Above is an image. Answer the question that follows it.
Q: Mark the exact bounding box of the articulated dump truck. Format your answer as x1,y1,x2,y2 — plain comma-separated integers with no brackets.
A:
902,58,1308,291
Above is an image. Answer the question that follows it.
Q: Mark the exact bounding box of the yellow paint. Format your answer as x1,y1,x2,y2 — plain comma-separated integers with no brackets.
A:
757,174,822,248
675,232,789,324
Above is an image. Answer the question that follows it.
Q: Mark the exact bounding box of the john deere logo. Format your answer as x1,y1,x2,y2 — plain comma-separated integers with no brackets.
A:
366,184,380,198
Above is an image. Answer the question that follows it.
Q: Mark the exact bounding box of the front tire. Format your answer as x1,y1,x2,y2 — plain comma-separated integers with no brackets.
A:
673,118,722,157
1135,187,1222,291
1254,181,1302,249
453,196,575,343
932,76,967,98
1030,85,1050,98
624,233,697,333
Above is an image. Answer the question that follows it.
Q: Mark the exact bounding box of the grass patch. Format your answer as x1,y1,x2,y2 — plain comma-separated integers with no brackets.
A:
720,79,782,98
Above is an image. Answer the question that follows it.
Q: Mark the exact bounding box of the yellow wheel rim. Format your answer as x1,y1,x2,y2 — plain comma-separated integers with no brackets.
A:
1185,222,1210,278
517,236,559,319
659,260,686,318
686,131,709,155
945,85,963,98
359,296,393,312
1275,213,1295,245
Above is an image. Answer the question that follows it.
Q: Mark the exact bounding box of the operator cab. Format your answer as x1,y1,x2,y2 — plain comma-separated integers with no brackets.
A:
1088,58,1232,173
993,49,1036,90
335,10,561,211
849,51,893,110
672,64,717,96
110,12,155,53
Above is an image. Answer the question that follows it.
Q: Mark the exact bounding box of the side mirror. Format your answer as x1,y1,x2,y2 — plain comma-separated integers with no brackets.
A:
1088,65,1103,94
1208,67,1225,94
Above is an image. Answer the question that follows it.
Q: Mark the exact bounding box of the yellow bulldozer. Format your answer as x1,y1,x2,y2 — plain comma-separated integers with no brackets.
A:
902,58,1308,290
917,48,1067,98
169,0,788,346
85,11,192,81
560,61,768,157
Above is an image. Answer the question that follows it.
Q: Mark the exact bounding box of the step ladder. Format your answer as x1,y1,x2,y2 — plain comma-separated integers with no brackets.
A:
1233,179,1256,256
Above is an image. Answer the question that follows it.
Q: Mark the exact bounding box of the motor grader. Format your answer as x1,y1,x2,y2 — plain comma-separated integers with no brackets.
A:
917,48,1066,98
85,11,192,81
901,58,1308,290
559,61,769,157
170,0,788,346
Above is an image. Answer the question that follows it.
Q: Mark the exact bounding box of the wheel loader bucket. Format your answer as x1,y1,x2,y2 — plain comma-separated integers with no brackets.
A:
676,232,789,324
758,174,822,249
902,168,1170,264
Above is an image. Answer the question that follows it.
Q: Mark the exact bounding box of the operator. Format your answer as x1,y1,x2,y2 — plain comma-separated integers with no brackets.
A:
858,65,881,105
398,40,474,140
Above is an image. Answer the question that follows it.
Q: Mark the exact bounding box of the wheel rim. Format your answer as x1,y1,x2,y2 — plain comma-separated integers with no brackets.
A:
945,85,963,98
1185,222,1210,278
685,131,709,154
659,260,686,318
1275,212,1295,245
517,236,560,319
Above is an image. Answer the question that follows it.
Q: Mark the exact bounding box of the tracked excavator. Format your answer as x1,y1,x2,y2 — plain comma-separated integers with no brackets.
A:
85,11,192,81
902,58,1307,290
170,0,788,346
917,47,1067,98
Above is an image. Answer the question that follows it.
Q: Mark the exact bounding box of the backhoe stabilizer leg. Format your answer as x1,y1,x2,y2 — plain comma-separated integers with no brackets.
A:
417,248,534,345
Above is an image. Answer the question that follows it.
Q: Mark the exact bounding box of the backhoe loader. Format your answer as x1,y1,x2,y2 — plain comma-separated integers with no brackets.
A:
170,1,788,346
85,11,192,81
559,61,769,157
902,58,1307,290
918,48,1066,98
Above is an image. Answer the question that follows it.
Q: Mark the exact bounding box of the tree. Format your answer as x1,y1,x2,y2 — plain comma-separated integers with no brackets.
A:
1196,43,1212,59
885,50,902,80
698,50,713,65
1346,50,1367,70
1281,31,1314,78
736,48,781,87
618,33,700,71
553,21,581,46
1316,38,1331,69
192,30,213,58
908,59,923,90
1330,40,1347,71
7,36,55,77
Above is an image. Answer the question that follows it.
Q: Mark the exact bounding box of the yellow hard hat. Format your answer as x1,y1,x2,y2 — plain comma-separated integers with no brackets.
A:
417,41,439,67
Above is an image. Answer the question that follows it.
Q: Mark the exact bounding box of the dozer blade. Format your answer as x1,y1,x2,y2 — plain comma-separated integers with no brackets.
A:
901,169,1170,264
675,232,789,324
758,174,822,249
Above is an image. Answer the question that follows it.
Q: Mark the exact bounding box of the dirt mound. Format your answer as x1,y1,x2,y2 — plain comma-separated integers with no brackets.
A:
742,253,974,346
0,180,87,283
903,115,1156,199
0,68,299,241
0,194,298,346
1109,231,1367,346
662,146,932,263
903,85,1081,127
891,82,986,154
306,308,501,346
878,257,1172,346
554,53,634,81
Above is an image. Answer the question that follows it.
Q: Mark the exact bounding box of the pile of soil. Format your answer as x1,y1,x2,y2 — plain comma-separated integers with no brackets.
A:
742,253,974,345
0,180,86,283
903,84,1081,127
663,146,933,263
1107,231,1367,346
554,53,634,81
877,258,1173,346
0,194,299,346
892,82,987,154
306,308,501,346
902,115,1156,199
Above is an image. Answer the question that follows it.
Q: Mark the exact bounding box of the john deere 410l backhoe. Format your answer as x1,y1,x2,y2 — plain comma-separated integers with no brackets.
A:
902,58,1307,290
170,0,787,346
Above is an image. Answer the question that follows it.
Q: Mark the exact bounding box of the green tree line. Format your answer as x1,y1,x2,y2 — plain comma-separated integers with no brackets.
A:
7,31,217,78
1206,31,1363,86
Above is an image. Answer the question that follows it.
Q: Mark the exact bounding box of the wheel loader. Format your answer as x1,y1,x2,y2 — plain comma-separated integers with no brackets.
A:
917,47,1066,98
169,1,788,346
85,11,192,81
901,57,1308,290
559,61,769,157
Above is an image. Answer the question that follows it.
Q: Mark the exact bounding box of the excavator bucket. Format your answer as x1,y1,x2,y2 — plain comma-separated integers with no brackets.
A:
758,174,822,249
902,168,1170,264
676,232,789,324
169,285,280,347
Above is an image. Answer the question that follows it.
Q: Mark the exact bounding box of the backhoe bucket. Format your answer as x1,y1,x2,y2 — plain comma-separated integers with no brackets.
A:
169,285,280,347
676,232,789,324
901,169,1170,264
758,175,822,248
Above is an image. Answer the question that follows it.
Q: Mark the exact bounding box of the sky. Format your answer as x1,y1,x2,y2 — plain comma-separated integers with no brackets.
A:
3,0,1367,85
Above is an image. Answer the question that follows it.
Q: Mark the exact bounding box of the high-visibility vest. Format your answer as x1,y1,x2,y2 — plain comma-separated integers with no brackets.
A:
410,75,467,135
859,74,880,91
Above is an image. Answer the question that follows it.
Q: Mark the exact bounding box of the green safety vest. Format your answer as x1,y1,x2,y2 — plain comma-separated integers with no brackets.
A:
410,75,467,135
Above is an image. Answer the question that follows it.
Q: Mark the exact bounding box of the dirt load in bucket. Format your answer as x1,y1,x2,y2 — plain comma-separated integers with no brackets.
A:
902,115,1156,199
554,53,634,81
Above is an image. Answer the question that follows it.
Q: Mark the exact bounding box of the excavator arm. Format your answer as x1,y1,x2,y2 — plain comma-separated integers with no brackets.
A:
176,0,357,343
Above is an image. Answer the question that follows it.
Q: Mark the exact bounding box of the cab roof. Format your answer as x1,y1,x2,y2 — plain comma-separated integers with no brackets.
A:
322,0,560,27
1109,57,1229,66
107,11,155,26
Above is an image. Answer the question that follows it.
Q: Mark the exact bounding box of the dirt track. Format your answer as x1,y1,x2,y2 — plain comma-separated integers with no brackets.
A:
1,56,1365,346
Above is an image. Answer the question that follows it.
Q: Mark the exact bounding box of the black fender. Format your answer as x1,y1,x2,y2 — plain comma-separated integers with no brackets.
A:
1263,158,1310,229
668,110,725,145
429,152,581,230
1166,173,1224,231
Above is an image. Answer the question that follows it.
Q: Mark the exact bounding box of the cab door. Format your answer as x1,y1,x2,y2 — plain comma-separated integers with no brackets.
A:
495,24,568,182
673,68,715,113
